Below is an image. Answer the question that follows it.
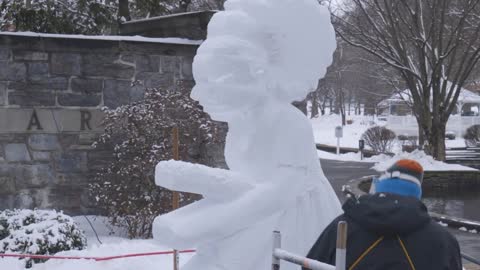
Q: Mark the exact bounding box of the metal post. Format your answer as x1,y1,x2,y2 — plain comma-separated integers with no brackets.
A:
173,249,179,270
336,137,340,155
172,127,180,210
172,127,180,270
335,221,348,270
272,231,281,270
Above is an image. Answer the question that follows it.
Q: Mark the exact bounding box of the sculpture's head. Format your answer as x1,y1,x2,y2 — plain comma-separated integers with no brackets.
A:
191,0,336,122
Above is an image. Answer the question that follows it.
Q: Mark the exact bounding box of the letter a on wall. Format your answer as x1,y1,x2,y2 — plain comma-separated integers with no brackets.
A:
27,110,43,131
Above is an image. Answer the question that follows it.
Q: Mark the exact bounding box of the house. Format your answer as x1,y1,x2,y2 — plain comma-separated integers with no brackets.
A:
377,85,480,137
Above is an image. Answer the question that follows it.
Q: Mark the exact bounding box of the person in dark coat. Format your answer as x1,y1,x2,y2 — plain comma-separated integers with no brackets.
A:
305,159,462,270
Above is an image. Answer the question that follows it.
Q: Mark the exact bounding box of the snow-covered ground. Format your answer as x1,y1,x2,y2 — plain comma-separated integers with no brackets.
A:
311,114,467,150
312,114,476,171
372,150,478,171
0,216,194,270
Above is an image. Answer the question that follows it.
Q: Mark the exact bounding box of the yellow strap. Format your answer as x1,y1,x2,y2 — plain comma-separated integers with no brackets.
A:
397,236,416,270
348,236,384,270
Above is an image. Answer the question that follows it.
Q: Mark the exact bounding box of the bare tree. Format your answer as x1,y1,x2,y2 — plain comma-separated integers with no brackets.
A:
334,0,480,160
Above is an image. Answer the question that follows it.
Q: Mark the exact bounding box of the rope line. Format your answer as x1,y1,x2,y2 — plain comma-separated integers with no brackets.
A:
0,249,196,261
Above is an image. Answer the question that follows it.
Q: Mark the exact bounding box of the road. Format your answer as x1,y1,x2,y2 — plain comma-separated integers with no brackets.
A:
320,159,376,203
320,158,480,264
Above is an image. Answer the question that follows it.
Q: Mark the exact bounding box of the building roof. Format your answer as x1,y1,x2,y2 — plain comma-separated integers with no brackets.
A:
379,83,480,107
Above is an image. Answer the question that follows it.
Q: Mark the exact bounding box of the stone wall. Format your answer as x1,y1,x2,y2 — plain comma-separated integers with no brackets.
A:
0,33,224,215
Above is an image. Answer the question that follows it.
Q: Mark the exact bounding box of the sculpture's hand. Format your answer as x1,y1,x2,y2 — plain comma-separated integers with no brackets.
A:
155,160,254,202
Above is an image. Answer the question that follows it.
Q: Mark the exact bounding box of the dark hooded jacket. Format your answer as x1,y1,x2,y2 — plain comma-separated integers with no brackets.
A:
304,193,462,270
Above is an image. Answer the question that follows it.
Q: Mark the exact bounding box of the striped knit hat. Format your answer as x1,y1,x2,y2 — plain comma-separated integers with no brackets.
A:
375,159,424,199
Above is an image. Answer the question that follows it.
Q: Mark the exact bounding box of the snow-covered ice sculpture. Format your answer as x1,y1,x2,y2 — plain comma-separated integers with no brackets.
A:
153,0,342,269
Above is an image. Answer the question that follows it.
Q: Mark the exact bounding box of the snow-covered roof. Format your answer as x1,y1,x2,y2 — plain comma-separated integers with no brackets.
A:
121,10,217,25
379,83,480,107
0,31,203,45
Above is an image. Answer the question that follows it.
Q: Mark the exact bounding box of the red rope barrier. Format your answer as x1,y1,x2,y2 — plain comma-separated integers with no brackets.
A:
0,249,196,261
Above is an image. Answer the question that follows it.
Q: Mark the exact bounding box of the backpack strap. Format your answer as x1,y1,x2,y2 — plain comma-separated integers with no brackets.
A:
397,235,416,270
348,236,384,270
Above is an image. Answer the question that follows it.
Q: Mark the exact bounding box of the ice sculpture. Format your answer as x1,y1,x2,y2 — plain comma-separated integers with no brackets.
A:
153,0,342,269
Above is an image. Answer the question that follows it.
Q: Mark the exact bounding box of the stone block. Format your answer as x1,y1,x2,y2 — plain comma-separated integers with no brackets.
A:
88,151,113,172
15,190,34,209
26,165,54,187
58,93,102,107
27,62,49,80
8,91,55,107
58,134,78,149
0,144,4,160
28,134,60,151
55,152,88,173
78,133,99,145
32,151,50,161
82,54,134,79
32,188,51,209
51,53,81,76
50,182,85,214
9,76,68,91
0,176,16,194
130,84,145,103
136,55,160,72
5,143,31,161
13,51,48,61
0,164,54,190
71,78,103,93
0,61,26,81
0,48,10,61
0,82,6,106
120,54,134,63
176,79,195,93
181,56,194,79
0,195,14,210
104,79,131,108
160,56,181,74
136,72,174,89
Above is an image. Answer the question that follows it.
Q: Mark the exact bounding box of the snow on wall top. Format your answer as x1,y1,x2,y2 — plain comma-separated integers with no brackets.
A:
0,31,203,45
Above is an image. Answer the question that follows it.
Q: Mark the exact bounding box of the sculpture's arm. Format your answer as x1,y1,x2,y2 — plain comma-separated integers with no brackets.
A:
155,160,254,201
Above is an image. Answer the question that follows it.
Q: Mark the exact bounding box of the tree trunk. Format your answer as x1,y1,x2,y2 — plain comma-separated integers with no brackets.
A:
311,94,319,118
180,0,192,12
118,0,131,21
320,98,327,115
416,115,447,160
427,121,447,161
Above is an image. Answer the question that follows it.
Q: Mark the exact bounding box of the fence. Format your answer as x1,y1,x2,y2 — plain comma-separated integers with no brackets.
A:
272,221,347,270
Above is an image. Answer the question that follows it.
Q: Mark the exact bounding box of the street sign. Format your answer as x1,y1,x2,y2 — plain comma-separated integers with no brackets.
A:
359,139,365,150
335,126,343,138
359,139,365,160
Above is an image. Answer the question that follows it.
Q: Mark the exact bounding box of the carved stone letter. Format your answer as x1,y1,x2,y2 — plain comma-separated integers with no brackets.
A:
27,110,43,131
80,110,92,131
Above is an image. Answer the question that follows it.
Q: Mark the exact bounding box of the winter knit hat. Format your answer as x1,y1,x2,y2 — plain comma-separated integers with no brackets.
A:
375,159,424,199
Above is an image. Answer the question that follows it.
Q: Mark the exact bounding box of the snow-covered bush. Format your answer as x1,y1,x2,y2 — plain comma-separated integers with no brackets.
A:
361,126,396,154
90,85,222,239
464,125,480,147
0,209,86,268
